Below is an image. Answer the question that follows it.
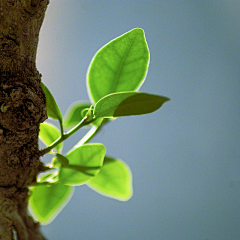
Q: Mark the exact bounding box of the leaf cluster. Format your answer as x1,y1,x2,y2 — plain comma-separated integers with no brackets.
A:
29,28,169,224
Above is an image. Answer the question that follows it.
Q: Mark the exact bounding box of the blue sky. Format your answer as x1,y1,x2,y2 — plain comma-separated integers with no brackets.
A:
36,1,240,239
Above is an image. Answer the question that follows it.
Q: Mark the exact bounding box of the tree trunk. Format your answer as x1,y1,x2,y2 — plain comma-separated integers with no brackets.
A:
0,0,49,239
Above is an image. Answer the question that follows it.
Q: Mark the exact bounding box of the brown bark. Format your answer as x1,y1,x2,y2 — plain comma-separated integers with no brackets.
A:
0,0,49,239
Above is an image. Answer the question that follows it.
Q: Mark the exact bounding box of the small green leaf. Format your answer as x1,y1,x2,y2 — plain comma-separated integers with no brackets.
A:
39,122,63,152
64,101,92,128
94,92,170,118
41,82,63,123
37,169,59,184
58,144,106,186
87,28,150,103
28,183,74,225
88,157,133,201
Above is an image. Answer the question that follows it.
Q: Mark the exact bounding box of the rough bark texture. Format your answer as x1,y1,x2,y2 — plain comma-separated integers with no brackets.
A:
0,0,49,239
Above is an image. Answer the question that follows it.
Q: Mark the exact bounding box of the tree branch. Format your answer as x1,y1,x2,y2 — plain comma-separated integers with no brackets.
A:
0,0,49,239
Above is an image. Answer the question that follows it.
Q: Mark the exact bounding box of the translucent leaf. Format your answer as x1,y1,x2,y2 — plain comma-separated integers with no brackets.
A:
55,153,69,167
39,122,63,152
58,144,106,186
94,92,170,118
37,169,59,184
87,28,150,103
88,157,133,201
41,82,62,123
64,101,92,128
28,183,74,225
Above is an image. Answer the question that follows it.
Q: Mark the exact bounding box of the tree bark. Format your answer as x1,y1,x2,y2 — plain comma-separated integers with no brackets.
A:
0,0,49,239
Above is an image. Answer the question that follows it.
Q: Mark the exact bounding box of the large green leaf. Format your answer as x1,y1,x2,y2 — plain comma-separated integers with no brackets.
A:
28,183,74,225
87,28,150,103
64,101,92,128
58,144,106,186
94,92,170,118
88,157,133,201
39,122,63,152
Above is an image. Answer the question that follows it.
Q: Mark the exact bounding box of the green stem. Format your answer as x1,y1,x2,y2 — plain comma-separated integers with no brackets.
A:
71,118,110,149
60,120,64,136
40,117,96,156
84,118,109,143
72,125,98,149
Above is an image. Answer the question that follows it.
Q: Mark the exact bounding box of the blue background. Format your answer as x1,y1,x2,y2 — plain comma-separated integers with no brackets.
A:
36,1,240,239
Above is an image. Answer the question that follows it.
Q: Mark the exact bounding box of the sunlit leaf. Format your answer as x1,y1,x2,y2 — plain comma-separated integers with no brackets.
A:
41,82,62,123
87,28,150,103
58,144,106,186
88,157,132,201
39,122,63,152
28,183,74,225
94,92,170,118
37,169,59,184
64,101,92,128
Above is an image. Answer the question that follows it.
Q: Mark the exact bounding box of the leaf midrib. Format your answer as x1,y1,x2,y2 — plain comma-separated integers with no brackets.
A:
111,33,138,92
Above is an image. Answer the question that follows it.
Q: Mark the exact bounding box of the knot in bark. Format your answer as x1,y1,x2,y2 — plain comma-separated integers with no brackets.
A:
0,76,47,132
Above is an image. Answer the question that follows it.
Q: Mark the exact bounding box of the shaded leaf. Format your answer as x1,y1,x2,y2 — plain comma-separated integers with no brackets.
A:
55,153,69,167
94,92,170,118
39,122,63,152
88,157,132,201
41,82,62,122
58,144,106,186
64,101,92,128
87,28,150,103
28,183,74,225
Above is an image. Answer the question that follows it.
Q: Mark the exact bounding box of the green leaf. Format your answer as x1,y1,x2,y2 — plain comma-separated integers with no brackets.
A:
37,169,59,184
51,154,70,168
39,122,63,152
55,153,69,167
64,101,92,128
88,157,133,201
28,183,74,225
94,92,170,118
87,28,150,103
58,144,106,186
41,82,63,123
